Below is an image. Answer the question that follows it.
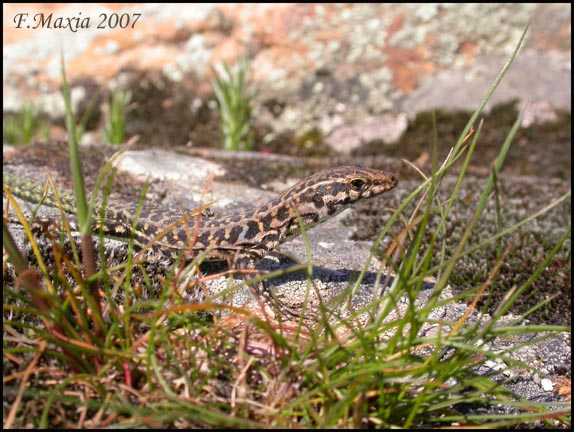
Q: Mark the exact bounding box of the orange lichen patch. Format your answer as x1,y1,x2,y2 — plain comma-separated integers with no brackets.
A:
99,3,137,12
219,3,296,46
67,43,179,81
211,37,247,65
384,45,436,93
252,44,310,82
311,29,344,43
66,18,185,80
458,41,478,67
386,11,405,36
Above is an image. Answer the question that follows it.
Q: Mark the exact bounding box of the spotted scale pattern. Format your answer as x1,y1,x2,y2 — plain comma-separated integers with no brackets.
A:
5,164,398,316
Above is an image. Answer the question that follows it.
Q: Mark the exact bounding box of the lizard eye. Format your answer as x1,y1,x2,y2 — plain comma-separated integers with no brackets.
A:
350,179,366,191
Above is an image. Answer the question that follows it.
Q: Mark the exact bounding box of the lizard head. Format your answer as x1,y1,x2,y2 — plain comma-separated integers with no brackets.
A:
285,164,398,222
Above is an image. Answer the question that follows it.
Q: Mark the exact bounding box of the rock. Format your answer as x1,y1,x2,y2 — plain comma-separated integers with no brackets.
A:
325,113,408,154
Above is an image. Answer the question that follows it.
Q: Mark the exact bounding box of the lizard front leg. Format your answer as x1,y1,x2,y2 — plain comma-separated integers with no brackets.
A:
233,252,300,318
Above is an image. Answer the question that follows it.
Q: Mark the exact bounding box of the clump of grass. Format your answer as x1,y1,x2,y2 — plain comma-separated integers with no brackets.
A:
2,27,571,428
3,102,50,145
74,89,100,143
103,89,132,146
211,57,254,151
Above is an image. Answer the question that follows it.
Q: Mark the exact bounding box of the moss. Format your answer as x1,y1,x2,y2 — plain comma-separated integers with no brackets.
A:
352,101,571,180
347,174,571,326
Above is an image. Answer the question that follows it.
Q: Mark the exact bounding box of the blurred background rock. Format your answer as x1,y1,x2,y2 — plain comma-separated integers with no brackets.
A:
3,3,570,153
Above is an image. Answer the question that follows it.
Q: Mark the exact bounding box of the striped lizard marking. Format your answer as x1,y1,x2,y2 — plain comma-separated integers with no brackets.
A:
4,164,398,316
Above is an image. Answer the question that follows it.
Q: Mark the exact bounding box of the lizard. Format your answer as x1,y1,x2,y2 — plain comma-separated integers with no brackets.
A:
3,164,398,316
